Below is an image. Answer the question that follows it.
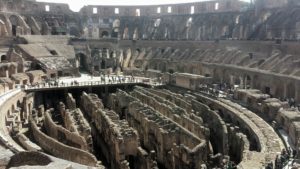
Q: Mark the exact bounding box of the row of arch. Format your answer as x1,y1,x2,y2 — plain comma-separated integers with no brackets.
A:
0,1,65,14
211,66,298,100
149,58,299,101
82,7,285,40
111,14,254,40
0,13,30,36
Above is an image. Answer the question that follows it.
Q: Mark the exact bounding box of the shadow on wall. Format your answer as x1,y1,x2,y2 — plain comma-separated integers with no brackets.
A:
7,151,52,168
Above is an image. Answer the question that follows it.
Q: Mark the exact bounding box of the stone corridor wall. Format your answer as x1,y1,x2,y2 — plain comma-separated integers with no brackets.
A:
191,100,229,156
80,92,138,169
30,117,98,166
43,109,89,151
110,88,208,169
131,87,208,140
128,101,207,169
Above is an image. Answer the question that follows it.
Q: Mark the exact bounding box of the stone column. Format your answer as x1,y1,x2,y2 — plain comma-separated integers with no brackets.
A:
283,82,288,99
250,75,255,89
295,82,300,103
239,76,244,88
37,105,44,118
244,76,248,89
5,69,8,78
230,75,234,86
107,49,110,59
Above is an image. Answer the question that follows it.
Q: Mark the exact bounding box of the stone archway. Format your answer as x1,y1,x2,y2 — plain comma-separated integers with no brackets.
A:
6,2,14,11
101,59,106,69
11,104,15,113
101,31,109,38
9,15,19,36
286,82,296,99
8,64,16,76
158,62,167,72
245,75,252,89
1,55,6,62
76,53,87,71
69,26,80,37
17,100,21,108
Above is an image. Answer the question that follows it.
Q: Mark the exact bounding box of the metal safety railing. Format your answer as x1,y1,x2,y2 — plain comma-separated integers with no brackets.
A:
24,78,164,91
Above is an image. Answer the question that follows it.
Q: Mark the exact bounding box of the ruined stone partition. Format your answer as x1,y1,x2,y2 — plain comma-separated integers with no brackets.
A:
107,89,139,115
288,122,300,148
261,98,289,121
0,0,300,168
16,133,42,152
80,92,139,169
146,88,193,113
128,101,207,169
135,147,158,169
193,93,284,167
59,99,93,152
43,109,89,151
276,109,300,147
110,90,208,168
80,93,104,116
196,94,260,149
227,124,250,163
234,89,290,121
0,90,27,152
131,87,208,140
232,89,300,150
7,152,52,168
66,93,77,110
29,117,99,167
191,100,229,156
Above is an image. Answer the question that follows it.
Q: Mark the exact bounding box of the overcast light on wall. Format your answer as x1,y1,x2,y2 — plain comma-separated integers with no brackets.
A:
37,0,251,12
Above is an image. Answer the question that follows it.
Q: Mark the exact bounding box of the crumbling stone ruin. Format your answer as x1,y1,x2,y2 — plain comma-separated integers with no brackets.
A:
0,0,299,169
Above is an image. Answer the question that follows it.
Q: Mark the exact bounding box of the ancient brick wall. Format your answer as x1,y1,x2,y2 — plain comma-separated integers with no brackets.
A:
30,117,98,166
80,92,137,169
131,87,208,140
128,101,207,169
66,93,76,110
191,100,229,155
43,109,89,151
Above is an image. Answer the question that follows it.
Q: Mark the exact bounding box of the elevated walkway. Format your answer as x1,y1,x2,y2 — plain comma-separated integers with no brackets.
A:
24,76,163,92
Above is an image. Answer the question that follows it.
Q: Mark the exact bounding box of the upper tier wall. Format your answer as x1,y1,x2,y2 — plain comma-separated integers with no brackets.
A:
1,0,294,17
80,0,246,17
0,0,247,16
0,0,72,15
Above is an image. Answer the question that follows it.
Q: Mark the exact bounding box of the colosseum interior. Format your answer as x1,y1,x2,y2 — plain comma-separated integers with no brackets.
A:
0,0,299,168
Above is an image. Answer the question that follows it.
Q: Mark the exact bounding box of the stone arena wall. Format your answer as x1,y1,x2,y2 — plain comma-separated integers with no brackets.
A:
192,92,284,167
194,93,263,151
191,100,229,155
128,101,207,169
146,88,193,113
30,118,98,166
131,87,207,140
227,124,250,163
43,109,89,151
0,90,26,152
80,0,244,17
80,92,137,169
66,93,77,110
109,89,208,168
